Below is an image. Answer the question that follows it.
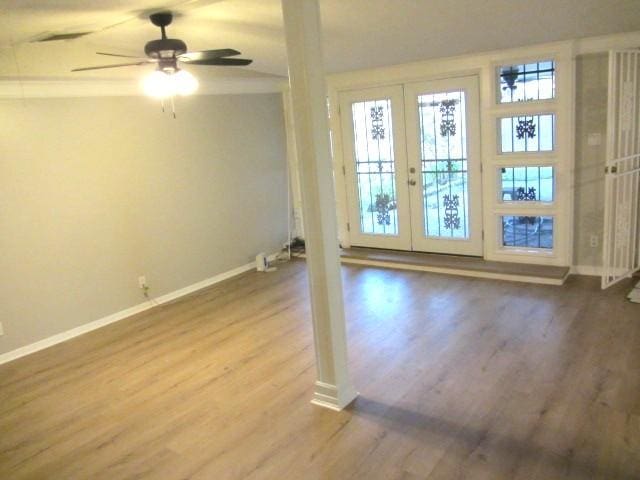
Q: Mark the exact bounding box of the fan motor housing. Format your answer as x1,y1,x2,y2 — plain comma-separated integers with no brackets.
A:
144,38,187,59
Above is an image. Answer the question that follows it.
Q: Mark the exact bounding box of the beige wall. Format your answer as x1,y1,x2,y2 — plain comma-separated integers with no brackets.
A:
574,53,609,268
0,93,288,354
0,55,615,356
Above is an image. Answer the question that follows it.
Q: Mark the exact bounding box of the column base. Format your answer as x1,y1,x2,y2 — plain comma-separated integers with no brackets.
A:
311,380,359,411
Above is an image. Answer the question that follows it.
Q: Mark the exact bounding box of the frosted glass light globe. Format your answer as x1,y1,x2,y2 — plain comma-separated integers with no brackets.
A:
142,70,174,98
173,70,198,96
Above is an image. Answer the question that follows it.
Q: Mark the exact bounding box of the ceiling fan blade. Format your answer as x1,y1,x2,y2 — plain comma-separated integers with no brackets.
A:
71,61,151,72
178,49,241,63
181,57,253,66
96,52,146,59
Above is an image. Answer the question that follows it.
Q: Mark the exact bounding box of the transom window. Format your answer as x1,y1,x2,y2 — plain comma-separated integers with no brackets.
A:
500,166,554,202
501,215,554,249
498,60,555,103
499,114,555,153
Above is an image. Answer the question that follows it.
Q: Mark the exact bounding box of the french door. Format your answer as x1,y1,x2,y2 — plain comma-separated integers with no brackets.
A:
340,76,483,255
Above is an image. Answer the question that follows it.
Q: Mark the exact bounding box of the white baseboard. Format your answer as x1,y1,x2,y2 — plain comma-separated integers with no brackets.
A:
570,265,602,276
0,255,281,366
310,381,359,411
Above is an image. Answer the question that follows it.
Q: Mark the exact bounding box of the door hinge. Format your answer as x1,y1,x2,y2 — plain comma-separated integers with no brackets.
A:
482,230,485,240
346,222,351,232
342,165,346,175
480,162,483,173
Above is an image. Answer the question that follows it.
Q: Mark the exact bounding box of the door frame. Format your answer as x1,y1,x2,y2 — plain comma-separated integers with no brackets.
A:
328,42,575,267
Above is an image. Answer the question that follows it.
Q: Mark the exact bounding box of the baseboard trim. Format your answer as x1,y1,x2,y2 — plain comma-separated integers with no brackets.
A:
310,381,359,411
0,257,277,366
570,265,602,276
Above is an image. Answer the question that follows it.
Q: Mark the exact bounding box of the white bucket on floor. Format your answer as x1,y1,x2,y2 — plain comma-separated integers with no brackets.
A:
256,253,268,272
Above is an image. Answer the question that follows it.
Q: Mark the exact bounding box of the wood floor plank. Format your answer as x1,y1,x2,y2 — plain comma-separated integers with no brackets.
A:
0,260,638,479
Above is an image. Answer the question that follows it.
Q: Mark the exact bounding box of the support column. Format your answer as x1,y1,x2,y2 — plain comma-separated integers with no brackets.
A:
281,0,358,411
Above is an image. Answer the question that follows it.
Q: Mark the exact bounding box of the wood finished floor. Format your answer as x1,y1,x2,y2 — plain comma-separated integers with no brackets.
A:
1,260,639,480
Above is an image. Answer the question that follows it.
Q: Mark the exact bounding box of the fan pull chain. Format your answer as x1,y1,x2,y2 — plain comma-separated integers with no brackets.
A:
158,97,177,119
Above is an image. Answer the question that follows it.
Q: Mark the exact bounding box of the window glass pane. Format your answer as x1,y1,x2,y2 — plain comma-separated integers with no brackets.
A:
417,90,469,239
500,166,554,202
351,99,399,235
499,60,555,103
501,216,553,249
499,114,555,153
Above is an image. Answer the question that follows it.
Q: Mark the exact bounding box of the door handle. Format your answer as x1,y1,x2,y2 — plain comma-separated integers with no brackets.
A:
408,179,417,186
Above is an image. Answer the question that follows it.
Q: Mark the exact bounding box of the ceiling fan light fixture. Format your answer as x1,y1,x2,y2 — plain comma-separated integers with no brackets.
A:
141,69,198,98
142,70,172,98
173,69,198,96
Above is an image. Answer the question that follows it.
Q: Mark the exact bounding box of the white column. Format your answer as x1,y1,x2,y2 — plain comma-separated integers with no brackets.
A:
281,0,358,411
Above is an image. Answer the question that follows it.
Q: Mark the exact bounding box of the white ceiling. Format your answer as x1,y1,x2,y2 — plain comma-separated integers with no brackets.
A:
1,0,639,88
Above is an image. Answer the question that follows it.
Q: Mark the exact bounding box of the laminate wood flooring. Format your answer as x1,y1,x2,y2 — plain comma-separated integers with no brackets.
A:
1,260,638,479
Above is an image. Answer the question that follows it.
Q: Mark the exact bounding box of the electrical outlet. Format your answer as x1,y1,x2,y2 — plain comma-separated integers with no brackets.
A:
138,276,147,289
590,235,599,248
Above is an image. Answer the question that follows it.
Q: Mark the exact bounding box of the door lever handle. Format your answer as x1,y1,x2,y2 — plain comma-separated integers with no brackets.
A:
408,179,417,186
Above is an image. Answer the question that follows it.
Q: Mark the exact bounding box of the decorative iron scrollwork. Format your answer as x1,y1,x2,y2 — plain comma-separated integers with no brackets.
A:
516,118,536,139
446,159,454,172
374,193,396,226
501,66,520,92
370,106,385,140
516,186,537,201
519,216,539,226
443,194,461,230
439,99,457,137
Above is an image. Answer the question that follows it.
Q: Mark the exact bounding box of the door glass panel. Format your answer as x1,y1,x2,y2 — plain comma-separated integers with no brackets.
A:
501,215,554,249
351,99,398,235
417,90,469,238
500,166,554,202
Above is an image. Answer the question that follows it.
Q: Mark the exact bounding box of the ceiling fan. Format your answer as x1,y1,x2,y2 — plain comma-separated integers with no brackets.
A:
72,11,252,99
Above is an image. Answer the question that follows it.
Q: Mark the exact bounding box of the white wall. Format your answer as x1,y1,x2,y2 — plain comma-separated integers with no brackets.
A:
574,53,609,268
0,93,288,354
